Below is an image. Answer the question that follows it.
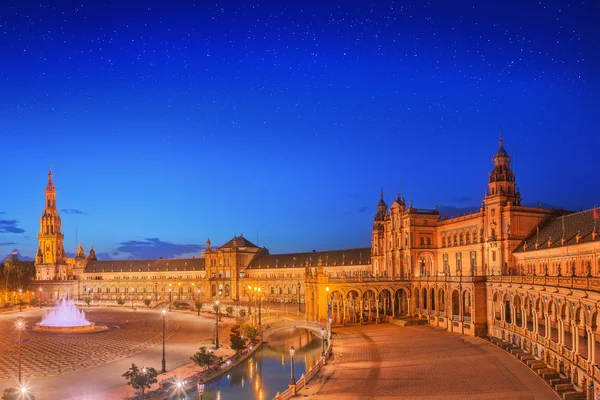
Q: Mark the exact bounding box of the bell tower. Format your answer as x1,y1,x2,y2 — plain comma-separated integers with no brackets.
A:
36,166,67,278
485,131,521,207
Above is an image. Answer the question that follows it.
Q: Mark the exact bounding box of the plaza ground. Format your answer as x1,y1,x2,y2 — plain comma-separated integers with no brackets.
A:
299,324,559,399
0,307,232,400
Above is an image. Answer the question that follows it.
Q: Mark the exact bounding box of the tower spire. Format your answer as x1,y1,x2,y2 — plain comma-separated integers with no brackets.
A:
499,127,503,146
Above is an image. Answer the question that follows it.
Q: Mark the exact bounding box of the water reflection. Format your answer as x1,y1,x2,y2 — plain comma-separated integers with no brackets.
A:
180,328,322,400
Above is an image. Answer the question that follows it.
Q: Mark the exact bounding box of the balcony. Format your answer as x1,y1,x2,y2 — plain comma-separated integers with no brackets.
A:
488,275,600,291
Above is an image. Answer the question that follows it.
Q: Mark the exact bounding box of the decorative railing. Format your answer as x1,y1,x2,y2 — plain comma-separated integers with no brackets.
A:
273,341,333,400
488,275,600,291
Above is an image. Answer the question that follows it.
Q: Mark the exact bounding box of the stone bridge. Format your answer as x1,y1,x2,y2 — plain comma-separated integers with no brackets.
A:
262,319,326,341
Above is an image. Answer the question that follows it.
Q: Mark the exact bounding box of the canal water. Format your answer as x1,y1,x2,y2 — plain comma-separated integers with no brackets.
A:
180,328,322,400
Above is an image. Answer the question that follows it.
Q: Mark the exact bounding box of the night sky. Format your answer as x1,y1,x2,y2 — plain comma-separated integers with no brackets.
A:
1,1,599,261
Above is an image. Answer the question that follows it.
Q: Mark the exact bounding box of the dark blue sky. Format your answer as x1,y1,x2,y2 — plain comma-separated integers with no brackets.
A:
1,1,599,260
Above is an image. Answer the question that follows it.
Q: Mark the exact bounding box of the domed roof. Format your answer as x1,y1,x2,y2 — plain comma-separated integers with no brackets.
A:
494,130,510,158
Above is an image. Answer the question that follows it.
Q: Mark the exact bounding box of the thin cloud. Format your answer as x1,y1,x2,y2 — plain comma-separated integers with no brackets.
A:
0,242,17,246
0,219,25,234
358,206,368,213
61,209,89,215
116,238,204,260
452,196,473,204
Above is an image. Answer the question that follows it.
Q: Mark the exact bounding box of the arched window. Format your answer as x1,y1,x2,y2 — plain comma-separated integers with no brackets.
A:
466,232,471,244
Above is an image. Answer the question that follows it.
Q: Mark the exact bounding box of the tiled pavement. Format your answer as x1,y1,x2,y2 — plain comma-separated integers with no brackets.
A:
0,308,178,380
297,324,559,399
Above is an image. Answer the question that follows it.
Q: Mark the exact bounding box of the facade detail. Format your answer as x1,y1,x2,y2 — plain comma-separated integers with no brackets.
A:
31,135,600,396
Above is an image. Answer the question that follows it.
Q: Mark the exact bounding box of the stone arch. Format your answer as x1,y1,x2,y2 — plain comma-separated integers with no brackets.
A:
492,291,501,320
422,287,428,312
513,293,522,326
379,288,393,317
346,289,361,324
413,287,421,313
394,287,410,316
438,288,445,314
429,287,436,312
451,289,460,320
462,289,471,320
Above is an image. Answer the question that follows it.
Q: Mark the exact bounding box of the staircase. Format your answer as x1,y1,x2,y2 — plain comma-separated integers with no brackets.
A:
487,336,587,400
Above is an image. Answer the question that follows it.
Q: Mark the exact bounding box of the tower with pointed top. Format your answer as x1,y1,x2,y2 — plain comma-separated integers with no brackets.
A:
485,130,521,207
36,167,68,279
372,190,389,276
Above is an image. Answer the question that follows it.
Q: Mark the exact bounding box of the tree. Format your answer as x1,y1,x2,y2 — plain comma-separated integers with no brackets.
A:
195,301,203,316
143,299,152,308
84,296,92,307
190,346,216,371
213,303,220,313
122,363,158,399
244,325,259,342
2,387,36,400
29,298,38,307
117,298,125,306
230,332,246,355
236,308,247,326
226,306,234,317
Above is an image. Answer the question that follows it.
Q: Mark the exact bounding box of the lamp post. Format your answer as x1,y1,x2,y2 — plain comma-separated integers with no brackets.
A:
321,327,326,356
247,285,253,319
168,287,173,311
16,317,24,385
197,289,201,316
214,298,220,349
325,286,331,337
298,282,301,314
161,308,167,373
18,288,23,312
289,346,296,385
258,287,262,327
197,383,205,400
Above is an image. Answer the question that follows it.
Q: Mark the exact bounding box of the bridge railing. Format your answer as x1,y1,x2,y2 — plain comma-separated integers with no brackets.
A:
273,338,333,400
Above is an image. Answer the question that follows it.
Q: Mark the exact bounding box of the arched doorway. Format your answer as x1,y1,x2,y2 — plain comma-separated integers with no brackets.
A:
462,290,471,321
422,288,428,313
414,288,421,314
430,288,436,313
394,288,409,316
362,289,377,323
346,290,360,324
438,288,445,316
451,290,460,321
379,289,393,317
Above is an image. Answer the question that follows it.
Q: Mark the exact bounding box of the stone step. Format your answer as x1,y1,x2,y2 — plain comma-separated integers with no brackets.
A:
526,359,544,367
538,369,559,380
391,318,428,327
555,383,575,393
519,354,536,362
530,362,548,371
563,390,586,400
550,378,571,388
510,348,525,355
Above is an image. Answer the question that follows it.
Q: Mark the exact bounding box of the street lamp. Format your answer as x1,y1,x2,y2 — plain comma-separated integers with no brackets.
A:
298,282,301,314
16,317,25,385
321,327,326,356
247,285,253,318
289,346,296,385
214,299,220,349
197,383,205,400
161,308,167,373
325,286,331,337
168,286,173,311
197,289,201,316
258,287,262,327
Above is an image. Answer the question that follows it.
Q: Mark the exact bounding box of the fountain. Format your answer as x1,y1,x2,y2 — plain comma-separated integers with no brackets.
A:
36,298,108,333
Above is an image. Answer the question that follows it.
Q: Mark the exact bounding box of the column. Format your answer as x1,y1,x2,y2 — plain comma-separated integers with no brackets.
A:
501,303,506,322
573,320,580,355
588,328,596,365
360,298,364,324
545,315,552,340
533,311,539,334
391,296,396,318
522,307,527,329
376,298,380,323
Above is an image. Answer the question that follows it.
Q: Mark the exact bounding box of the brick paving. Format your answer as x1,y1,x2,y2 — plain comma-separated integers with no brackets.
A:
301,324,558,400
0,308,178,380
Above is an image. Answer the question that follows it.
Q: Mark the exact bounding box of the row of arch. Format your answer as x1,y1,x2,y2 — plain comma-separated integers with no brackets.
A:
413,286,472,321
492,290,600,362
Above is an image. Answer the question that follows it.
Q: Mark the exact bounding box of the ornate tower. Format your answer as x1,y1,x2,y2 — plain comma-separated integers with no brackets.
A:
37,167,66,266
371,190,389,276
35,167,70,283
485,131,521,207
